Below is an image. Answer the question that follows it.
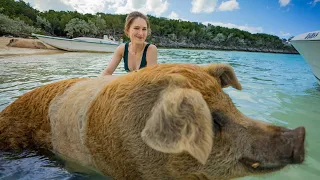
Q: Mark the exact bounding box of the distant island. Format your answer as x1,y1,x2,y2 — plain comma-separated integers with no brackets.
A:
0,0,298,54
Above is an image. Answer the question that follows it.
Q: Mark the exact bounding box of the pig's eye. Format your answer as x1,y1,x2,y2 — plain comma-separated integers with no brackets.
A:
211,112,225,132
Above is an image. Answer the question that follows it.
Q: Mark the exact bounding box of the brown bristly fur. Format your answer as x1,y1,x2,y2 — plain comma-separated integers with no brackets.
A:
48,77,118,167
0,63,306,180
0,78,86,150
82,64,239,179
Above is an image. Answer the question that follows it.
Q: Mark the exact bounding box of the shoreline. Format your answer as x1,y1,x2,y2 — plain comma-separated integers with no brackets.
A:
151,36,299,54
155,43,298,54
157,46,299,55
0,36,299,58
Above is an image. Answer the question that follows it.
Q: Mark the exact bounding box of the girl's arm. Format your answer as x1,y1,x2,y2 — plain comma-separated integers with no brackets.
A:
146,44,158,67
101,44,125,76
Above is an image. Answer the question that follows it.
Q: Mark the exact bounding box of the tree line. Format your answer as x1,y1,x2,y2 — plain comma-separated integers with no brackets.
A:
0,0,297,53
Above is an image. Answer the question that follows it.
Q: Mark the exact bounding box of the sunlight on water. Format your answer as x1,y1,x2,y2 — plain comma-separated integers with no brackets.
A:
0,49,319,179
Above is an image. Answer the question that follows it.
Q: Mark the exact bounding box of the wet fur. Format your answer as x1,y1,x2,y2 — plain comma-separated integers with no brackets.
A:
0,64,304,180
0,78,85,150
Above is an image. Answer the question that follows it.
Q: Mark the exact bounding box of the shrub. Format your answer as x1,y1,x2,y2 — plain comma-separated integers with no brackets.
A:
0,13,40,37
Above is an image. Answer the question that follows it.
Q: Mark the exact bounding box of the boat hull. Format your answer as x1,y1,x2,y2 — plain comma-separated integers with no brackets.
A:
291,31,320,85
33,34,120,53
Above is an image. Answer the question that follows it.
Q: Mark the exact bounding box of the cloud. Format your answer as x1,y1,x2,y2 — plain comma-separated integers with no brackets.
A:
202,21,263,34
218,0,240,11
146,0,169,16
113,0,145,14
309,0,320,6
22,0,119,14
22,0,74,12
279,0,291,7
167,11,188,21
64,0,116,14
113,0,168,16
105,0,126,12
168,11,179,19
191,0,218,13
21,0,168,16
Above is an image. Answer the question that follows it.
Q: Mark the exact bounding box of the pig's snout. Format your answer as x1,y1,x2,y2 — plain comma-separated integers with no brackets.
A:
282,126,306,164
241,126,306,172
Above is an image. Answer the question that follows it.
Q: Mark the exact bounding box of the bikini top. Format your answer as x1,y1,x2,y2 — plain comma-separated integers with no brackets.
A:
123,42,150,72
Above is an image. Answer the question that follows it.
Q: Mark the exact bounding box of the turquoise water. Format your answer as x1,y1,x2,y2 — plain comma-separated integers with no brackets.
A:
0,49,319,179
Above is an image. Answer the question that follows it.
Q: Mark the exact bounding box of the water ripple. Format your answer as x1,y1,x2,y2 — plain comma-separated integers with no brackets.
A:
0,49,320,179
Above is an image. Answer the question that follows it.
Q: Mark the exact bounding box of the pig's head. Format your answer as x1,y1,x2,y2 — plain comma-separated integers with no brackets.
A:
141,64,305,179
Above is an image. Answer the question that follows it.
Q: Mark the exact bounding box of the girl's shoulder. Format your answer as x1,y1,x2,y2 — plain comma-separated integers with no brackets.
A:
115,43,126,56
147,43,158,52
118,43,127,49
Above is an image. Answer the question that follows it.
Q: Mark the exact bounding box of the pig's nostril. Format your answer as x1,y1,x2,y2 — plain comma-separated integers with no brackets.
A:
292,142,305,163
278,126,306,164
292,149,305,163
291,126,306,164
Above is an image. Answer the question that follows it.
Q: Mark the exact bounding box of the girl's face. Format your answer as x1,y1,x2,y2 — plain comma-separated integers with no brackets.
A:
127,17,148,44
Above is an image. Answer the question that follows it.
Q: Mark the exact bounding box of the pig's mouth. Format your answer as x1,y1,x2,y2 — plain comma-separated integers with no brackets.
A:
240,126,306,173
240,158,287,172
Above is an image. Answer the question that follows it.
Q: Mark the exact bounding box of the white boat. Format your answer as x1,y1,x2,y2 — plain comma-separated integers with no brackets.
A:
32,33,120,53
290,30,320,85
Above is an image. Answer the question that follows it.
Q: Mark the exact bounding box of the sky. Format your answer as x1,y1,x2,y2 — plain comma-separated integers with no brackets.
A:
19,0,320,38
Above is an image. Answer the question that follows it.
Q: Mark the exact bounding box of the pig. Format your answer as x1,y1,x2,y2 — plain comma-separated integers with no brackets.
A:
0,63,305,180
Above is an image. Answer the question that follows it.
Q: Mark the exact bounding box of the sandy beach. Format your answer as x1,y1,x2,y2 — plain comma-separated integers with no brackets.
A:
0,37,63,58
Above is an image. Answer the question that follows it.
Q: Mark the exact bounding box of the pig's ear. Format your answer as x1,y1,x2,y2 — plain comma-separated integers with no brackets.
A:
202,64,242,90
141,87,213,165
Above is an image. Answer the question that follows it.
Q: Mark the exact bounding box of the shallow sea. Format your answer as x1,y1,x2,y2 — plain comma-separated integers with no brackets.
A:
0,49,319,179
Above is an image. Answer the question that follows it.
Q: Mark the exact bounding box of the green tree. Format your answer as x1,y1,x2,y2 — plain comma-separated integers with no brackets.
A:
64,18,90,38
0,0,297,53
0,13,40,37
89,16,107,37
36,16,52,34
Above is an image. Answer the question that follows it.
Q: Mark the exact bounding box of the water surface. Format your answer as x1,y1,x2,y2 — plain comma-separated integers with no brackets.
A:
0,49,319,179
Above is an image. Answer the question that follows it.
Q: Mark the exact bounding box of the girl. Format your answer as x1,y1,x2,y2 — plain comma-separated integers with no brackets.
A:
101,11,158,75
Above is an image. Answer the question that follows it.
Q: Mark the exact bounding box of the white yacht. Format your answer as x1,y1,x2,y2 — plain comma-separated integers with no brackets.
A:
290,30,320,85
